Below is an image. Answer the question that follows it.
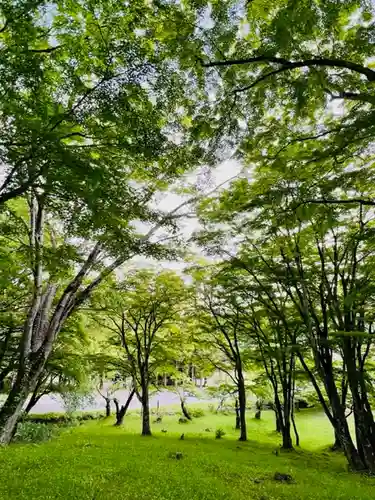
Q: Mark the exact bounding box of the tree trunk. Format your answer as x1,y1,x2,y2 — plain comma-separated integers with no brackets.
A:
332,429,343,451
114,389,135,426
282,422,293,449
235,398,240,430
181,399,192,420
299,349,364,470
323,364,365,471
291,409,300,447
0,370,36,444
105,398,111,417
275,411,281,432
141,384,151,436
237,370,247,441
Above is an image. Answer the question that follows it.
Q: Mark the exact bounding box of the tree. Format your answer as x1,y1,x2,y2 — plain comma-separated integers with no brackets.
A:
195,158,375,469
93,270,188,436
193,269,250,441
0,0,218,442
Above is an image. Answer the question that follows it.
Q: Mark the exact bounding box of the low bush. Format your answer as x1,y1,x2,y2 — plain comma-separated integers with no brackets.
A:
14,422,56,443
190,408,205,418
215,428,226,439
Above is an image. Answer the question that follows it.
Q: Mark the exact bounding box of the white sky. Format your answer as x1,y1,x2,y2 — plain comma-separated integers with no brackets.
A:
127,158,243,273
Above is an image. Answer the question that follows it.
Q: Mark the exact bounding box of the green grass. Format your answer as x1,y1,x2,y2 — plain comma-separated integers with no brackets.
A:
0,409,373,500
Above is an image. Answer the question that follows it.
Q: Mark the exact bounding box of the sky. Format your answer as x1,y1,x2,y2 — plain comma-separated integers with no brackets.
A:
128,158,243,273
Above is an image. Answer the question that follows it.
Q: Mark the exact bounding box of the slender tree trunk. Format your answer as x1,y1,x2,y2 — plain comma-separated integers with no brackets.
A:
114,389,135,426
141,383,151,436
299,349,364,469
235,398,240,430
105,398,111,417
291,409,300,447
328,377,364,470
291,360,299,447
237,370,247,441
181,399,192,420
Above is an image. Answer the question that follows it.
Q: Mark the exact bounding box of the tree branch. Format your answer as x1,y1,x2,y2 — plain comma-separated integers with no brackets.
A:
301,198,375,207
203,56,375,82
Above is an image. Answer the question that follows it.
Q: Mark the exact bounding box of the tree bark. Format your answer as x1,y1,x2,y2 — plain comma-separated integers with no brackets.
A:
332,429,343,451
237,369,247,441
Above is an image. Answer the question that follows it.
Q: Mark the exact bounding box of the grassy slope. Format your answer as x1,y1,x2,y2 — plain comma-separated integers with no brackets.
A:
0,410,374,500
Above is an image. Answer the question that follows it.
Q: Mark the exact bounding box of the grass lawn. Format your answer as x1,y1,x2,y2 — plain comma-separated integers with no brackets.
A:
0,409,374,500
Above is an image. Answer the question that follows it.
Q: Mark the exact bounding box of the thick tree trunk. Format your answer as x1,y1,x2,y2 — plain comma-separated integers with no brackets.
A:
332,429,343,451
181,400,192,420
235,398,240,430
0,371,36,444
282,422,293,449
237,370,247,441
114,389,135,426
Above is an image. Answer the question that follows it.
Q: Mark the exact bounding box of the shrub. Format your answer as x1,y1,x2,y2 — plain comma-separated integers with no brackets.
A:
179,417,188,424
14,422,56,443
208,404,215,413
190,408,205,418
25,411,104,425
215,428,226,439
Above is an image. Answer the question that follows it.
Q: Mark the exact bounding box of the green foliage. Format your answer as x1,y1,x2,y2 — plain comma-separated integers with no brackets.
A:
24,411,103,425
60,391,95,417
14,422,56,443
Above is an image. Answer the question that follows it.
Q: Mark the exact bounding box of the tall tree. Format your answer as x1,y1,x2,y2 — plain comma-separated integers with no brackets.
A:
0,0,215,443
193,269,250,441
93,270,188,436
